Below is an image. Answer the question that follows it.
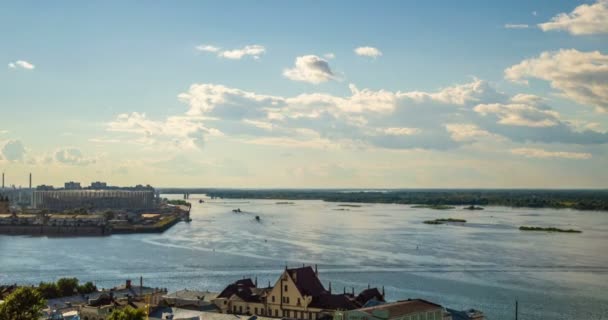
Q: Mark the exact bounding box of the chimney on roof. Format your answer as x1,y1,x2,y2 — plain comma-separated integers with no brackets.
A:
343,287,345,294
352,287,354,295
368,284,370,289
328,281,332,294
255,276,258,287
315,264,318,276
268,280,271,288
126,279,132,289
382,286,385,298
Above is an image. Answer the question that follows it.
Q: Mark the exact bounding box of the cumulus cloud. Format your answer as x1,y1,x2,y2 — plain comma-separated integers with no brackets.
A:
1,140,26,161
107,112,222,150
196,44,266,60
354,46,382,58
324,53,336,59
474,94,561,127
510,148,592,160
54,148,96,166
8,60,35,70
505,49,608,112
539,0,608,35
283,55,337,84
107,78,608,154
505,24,530,29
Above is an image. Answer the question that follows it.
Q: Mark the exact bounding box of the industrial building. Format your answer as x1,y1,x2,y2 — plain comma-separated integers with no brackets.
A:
32,189,155,211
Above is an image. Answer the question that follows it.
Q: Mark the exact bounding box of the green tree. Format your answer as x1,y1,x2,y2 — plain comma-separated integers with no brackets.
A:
37,281,60,299
56,277,79,297
107,306,145,320
77,281,97,294
0,287,46,320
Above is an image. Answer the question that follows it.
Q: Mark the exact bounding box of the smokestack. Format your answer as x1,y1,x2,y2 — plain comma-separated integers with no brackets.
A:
2,172,4,189
140,276,143,296
126,279,132,289
29,173,32,189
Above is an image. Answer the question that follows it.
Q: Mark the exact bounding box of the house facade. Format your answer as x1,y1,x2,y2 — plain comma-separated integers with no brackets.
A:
213,266,385,320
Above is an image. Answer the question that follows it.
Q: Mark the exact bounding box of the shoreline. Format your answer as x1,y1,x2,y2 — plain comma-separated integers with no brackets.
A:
0,215,183,237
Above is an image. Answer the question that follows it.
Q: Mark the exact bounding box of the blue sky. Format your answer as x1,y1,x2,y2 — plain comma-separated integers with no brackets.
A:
1,0,607,188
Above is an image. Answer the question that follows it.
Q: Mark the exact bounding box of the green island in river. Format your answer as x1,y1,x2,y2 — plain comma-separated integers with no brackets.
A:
424,218,467,224
519,226,582,233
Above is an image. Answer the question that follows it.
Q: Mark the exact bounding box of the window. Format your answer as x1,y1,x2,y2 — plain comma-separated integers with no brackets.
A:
284,285,288,292
272,296,275,302
287,297,290,304
233,306,237,313
255,308,258,314
309,312,312,319
239,306,243,314
297,298,301,305
275,310,279,317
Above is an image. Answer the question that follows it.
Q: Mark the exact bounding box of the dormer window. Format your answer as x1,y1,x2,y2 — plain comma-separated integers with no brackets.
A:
284,285,288,292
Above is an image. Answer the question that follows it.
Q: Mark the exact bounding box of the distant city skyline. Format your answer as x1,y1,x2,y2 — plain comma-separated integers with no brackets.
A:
1,1,608,188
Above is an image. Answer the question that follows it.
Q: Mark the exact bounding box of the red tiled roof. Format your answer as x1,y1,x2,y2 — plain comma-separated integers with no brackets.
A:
356,299,443,318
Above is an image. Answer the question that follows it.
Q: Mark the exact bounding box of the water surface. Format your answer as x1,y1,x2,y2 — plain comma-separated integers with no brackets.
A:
1,195,607,320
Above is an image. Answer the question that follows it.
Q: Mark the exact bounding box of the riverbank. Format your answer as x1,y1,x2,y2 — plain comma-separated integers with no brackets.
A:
163,189,608,211
0,215,183,236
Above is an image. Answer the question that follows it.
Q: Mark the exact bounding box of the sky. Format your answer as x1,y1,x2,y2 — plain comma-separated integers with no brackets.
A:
1,0,608,188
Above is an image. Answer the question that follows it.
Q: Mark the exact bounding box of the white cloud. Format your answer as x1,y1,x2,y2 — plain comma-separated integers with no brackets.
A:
108,78,608,153
324,53,336,59
532,11,538,17
445,124,498,142
474,94,561,127
539,0,608,35
354,46,382,58
54,148,96,166
504,24,529,29
107,112,222,150
195,44,266,60
283,55,336,84
8,60,35,70
1,140,26,161
218,45,266,60
505,49,608,112
510,148,592,160
382,127,421,136
196,44,221,53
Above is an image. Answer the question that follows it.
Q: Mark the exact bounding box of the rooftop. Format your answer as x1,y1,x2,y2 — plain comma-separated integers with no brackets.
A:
355,299,443,318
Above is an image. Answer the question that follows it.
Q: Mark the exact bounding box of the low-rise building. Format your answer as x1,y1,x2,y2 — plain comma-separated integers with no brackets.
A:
48,214,105,227
0,213,40,225
213,266,386,320
334,299,451,320
162,289,219,309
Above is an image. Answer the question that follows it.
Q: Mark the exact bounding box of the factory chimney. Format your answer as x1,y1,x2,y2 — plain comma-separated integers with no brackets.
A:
29,173,32,189
2,172,4,189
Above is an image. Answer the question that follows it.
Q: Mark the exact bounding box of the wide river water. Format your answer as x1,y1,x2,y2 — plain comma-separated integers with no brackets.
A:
1,195,607,319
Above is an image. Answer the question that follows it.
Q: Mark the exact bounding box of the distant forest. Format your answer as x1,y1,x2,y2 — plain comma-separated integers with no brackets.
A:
159,189,608,211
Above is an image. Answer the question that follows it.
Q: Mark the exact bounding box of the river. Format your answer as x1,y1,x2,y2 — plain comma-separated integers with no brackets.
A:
1,195,607,319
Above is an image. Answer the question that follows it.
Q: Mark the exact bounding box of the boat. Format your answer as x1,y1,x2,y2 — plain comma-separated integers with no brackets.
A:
232,208,242,213
199,199,204,204
255,215,261,222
